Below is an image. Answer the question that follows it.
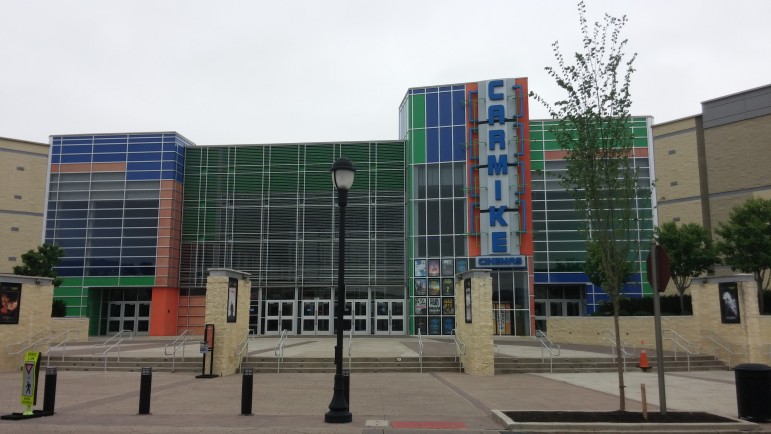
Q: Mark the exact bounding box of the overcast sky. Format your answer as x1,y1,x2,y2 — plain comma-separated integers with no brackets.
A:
2,0,770,146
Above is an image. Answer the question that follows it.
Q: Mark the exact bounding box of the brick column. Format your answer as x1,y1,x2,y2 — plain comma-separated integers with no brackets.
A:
454,270,495,376
205,269,251,376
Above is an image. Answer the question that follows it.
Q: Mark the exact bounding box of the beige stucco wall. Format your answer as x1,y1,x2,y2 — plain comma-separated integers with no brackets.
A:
703,114,771,230
0,275,86,372
0,137,49,274
547,275,769,366
454,270,494,376
652,117,704,225
703,114,771,196
204,269,251,377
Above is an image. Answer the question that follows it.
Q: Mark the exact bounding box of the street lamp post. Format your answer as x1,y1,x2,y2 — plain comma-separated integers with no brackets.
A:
325,157,355,424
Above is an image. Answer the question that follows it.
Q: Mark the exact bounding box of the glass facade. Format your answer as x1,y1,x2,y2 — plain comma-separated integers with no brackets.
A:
180,141,407,334
42,78,656,337
45,132,189,333
530,117,655,324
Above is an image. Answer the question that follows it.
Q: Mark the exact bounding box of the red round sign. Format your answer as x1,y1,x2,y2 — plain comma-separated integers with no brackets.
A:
646,245,671,292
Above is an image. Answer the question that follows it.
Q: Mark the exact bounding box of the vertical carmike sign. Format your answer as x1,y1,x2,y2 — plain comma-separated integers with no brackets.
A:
477,79,523,256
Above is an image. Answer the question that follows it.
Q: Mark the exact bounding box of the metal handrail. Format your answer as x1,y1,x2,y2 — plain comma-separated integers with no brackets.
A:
418,329,425,373
451,329,465,372
44,329,80,366
664,329,701,372
92,330,134,372
234,329,255,372
274,329,288,373
6,330,54,355
601,330,635,372
535,330,561,373
701,330,743,368
164,329,191,373
348,327,353,373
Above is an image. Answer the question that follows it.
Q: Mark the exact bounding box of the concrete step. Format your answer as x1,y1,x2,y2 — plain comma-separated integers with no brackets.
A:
43,357,202,372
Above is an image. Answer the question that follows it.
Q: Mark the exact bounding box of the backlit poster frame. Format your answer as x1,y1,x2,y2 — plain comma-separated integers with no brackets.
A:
0,282,21,325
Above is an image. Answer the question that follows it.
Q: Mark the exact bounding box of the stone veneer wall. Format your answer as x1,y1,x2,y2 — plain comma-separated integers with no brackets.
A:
547,275,770,366
0,275,87,372
454,270,494,376
204,269,250,376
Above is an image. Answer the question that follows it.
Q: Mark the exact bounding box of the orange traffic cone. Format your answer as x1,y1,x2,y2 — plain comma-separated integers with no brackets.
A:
638,349,650,372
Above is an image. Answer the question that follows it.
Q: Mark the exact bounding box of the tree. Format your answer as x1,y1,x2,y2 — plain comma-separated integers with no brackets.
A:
531,1,641,410
13,244,65,287
655,222,718,314
715,197,771,313
584,240,633,290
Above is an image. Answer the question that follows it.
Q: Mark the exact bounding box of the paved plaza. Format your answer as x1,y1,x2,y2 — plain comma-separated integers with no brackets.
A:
0,337,769,433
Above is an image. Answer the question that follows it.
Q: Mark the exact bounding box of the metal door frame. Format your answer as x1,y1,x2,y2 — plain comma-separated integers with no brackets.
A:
106,301,151,336
301,298,332,335
264,300,296,335
373,299,405,335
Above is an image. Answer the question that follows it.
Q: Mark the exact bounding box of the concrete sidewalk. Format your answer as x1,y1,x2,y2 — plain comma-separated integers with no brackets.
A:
0,369,768,433
3,336,769,433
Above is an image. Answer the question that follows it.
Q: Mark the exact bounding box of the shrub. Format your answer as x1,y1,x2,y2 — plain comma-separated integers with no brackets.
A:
593,294,692,316
51,299,67,317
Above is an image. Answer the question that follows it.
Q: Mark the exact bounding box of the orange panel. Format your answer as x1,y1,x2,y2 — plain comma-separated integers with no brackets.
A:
516,77,534,257
466,81,482,258
189,306,206,316
159,208,174,218
149,287,179,336
158,227,172,237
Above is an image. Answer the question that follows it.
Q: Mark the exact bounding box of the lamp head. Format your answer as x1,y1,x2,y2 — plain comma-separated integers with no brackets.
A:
330,157,356,191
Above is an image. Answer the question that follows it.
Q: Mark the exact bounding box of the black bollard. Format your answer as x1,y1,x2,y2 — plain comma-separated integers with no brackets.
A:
241,368,254,415
342,368,350,412
42,368,58,416
138,367,152,415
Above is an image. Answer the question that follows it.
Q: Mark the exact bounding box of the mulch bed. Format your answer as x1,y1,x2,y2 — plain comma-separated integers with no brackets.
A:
504,410,736,423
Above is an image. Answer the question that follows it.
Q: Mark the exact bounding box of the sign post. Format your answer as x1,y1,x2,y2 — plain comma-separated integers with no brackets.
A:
21,352,41,415
646,240,671,415
196,323,217,378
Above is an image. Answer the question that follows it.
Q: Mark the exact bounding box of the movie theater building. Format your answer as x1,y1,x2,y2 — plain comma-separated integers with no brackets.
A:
44,77,655,337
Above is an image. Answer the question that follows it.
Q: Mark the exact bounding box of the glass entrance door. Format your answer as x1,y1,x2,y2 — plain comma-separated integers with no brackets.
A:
107,301,150,335
344,300,369,334
264,300,295,335
374,300,405,335
301,298,331,335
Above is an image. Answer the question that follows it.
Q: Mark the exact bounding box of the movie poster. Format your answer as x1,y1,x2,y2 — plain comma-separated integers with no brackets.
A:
719,282,741,324
415,297,427,315
441,259,454,276
416,317,428,335
442,298,455,315
414,278,427,296
227,277,238,323
0,282,21,325
442,278,454,296
414,259,427,277
428,279,441,296
443,317,455,335
464,278,472,323
428,317,441,335
428,297,441,315
428,259,440,277
455,259,468,274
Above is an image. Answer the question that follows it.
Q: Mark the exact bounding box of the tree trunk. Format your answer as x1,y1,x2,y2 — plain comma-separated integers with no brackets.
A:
613,298,626,411
679,290,685,315
758,276,766,314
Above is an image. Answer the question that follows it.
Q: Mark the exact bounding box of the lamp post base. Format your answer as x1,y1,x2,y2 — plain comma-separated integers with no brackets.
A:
324,373,352,423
